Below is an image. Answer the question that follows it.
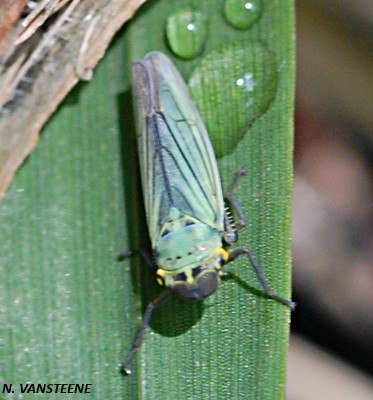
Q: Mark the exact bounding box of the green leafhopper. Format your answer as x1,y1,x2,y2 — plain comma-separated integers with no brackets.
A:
124,51,294,374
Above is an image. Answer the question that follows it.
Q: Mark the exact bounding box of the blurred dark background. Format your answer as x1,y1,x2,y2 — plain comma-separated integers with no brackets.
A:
287,1,373,398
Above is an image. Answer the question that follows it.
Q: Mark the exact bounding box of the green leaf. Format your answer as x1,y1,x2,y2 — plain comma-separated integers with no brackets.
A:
0,0,294,399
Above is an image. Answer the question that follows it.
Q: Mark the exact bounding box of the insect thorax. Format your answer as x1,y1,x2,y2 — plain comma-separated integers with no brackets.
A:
154,213,229,299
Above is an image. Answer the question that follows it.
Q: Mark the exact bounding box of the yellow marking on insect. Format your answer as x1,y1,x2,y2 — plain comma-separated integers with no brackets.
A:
217,247,230,264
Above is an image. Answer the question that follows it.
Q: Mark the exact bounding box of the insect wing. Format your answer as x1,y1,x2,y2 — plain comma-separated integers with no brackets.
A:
132,52,225,247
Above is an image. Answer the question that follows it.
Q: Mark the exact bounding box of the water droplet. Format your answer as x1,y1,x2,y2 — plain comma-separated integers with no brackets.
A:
224,0,263,30
166,8,208,60
236,72,255,92
189,41,277,157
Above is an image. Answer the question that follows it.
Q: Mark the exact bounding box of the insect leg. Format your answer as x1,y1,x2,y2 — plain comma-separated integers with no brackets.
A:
224,168,248,244
229,246,296,310
123,290,172,374
117,248,155,268
225,167,248,231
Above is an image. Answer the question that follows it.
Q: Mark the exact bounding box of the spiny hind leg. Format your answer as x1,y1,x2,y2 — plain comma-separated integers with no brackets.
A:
224,168,248,244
